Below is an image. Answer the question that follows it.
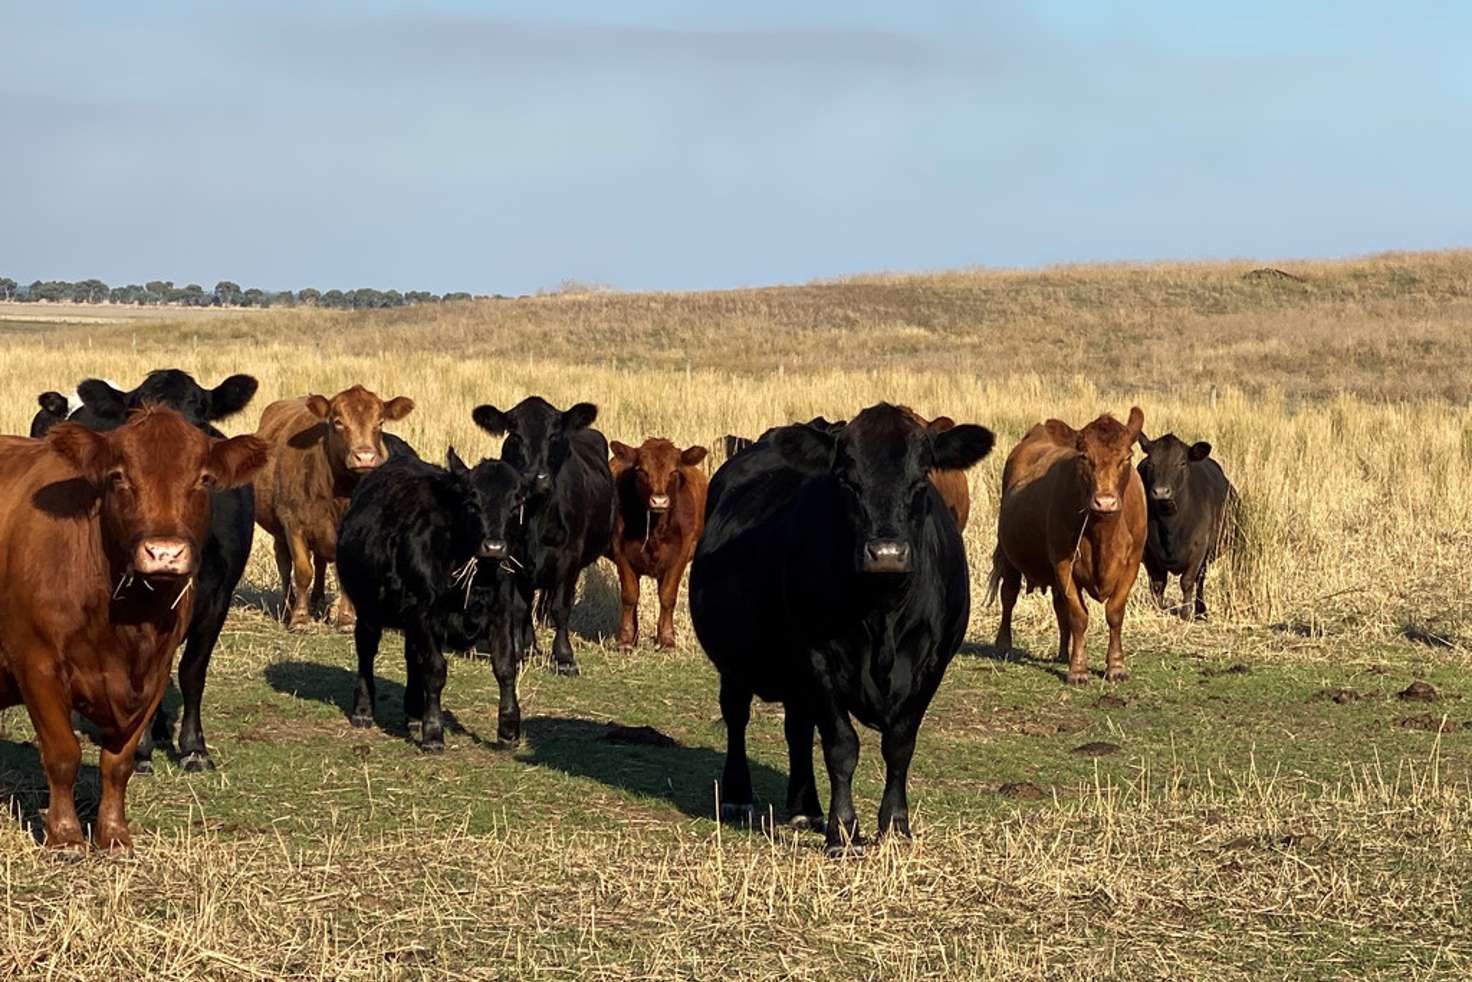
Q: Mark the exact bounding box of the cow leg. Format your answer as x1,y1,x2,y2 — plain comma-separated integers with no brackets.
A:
782,704,823,830
1103,591,1130,683
549,569,581,676
1193,563,1210,621
350,619,382,728
489,623,522,749
1055,574,1091,684
816,700,863,856
94,687,165,855
309,552,328,620
718,677,755,824
1144,552,1168,610
133,701,172,775
335,581,357,633
18,667,85,854
174,597,228,772
402,636,425,722
615,558,640,650
655,566,681,649
272,534,294,623
1180,557,1207,622
410,621,448,752
877,718,919,840
993,561,1022,655
286,529,314,630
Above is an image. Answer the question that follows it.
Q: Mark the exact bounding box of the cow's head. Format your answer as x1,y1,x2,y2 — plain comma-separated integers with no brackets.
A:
305,384,414,474
1060,407,1144,516
76,369,259,434
610,438,707,513
1136,431,1210,516
445,448,525,563
471,396,597,498
771,403,993,574
47,407,269,578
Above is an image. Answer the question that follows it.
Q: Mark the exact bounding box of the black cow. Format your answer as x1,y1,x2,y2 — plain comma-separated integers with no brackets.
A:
29,391,73,437
28,369,258,772
689,403,994,854
1136,432,1237,620
337,450,527,751
471,397,616,676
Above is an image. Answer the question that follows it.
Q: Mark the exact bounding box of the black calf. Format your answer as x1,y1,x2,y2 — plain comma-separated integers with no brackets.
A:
1136,432,1237,620
336,450,527,750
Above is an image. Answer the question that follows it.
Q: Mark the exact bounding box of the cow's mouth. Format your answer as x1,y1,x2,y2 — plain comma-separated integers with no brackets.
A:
648,494,671,513
1151,498,1178,516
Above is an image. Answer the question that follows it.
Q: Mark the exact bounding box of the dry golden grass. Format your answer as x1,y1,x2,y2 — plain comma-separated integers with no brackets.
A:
2,250,1471,979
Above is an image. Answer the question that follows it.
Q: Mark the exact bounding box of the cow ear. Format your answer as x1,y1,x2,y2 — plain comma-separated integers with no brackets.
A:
610,441,638,465
1125,406,1145,440
1137,431,1155,454
47,423,115,483
680,445,708,466
383,396,415,421
77,379,127,419
207,374,258,420
1188,441,1212,462
933,425,994,471
1042,419,1077,447
306,395,332,419
563,402,598,430
446,446,470,475
472,405,510,436
207,435,270,489
771,424,836,470
926,415,957,433
37,391,70,417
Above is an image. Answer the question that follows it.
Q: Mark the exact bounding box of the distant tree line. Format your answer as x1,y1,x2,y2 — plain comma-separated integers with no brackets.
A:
0,276,478,309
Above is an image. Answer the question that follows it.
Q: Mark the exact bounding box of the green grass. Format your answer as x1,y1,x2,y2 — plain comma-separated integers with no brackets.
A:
4,600,1470,979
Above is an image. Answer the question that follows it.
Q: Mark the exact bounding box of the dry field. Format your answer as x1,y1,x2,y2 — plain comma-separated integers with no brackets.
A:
1,251,1471,979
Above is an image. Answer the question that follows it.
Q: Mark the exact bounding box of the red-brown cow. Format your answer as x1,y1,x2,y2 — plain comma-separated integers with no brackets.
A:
898,407,972,532
607,438,709,649
988,408,1147,684
0,408,267,853
252,385,414,630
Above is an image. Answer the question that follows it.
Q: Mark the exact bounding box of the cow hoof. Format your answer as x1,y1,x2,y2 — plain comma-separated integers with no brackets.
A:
616,639,635,651
179,751,215,773
492,738,521,753
349,713,374,729
789,814,826,834
1104,668,1130,683
47,842,88,863
133,758,154,776
336,622,356,635
720,802,756,826
656,639,676,650
1065,671,1091,685
553,662,581,678
421,739,445,754
824,841,866,859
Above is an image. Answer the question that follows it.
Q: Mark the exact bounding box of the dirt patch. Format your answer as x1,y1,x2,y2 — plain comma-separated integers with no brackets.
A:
1397,680,1439,702
1396,714,1462,734
600,724,679,748
998,782,1046,800
1092,695,1131,710
1201,663,1251,678
1311,687,1362,705
1071,741,1120,756
1402,624,1457,649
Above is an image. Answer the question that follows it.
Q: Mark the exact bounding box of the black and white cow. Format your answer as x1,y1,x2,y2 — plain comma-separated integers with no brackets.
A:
689,403,993,854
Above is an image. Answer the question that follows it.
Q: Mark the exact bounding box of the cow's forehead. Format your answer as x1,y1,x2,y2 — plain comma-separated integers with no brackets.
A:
331,385,384,419
636,438,680,467
113,408,210,471
842,404,923,465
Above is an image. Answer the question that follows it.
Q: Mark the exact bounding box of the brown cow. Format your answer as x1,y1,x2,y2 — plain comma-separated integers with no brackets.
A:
252,385,414,630
988,407,1147,684
898,407,972,532
607,438,709,649
0,408,266,853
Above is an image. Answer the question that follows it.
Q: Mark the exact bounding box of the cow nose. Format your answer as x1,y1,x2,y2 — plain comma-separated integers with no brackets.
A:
862,539,912,573
648,494,671,512
478,539,508,560
350,449,380,470
1091,493,1121,514
1150,485,1172,501
135,538,193,575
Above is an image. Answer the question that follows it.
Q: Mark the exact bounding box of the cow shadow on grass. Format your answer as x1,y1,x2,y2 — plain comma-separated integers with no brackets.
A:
263,661,486,748
566,561,621,644
0,737,102,845
519,715,789,822
959,641,1071,682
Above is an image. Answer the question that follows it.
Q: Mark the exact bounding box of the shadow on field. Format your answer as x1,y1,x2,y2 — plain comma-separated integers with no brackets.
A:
959,641,1070,682
0,738,102,845
520,715,788,821
567,561,621,643
263,660,481,746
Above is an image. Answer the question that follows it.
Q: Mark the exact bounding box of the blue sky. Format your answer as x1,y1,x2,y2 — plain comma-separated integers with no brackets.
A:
3,1,1469,293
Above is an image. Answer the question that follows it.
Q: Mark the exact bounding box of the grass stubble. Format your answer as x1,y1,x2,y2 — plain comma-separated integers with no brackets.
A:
1,251,1471,979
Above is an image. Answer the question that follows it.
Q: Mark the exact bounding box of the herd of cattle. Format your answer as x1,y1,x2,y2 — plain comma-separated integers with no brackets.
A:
0,369,1235,857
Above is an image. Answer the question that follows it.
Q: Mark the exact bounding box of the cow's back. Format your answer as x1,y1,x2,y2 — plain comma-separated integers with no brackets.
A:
996,423,1080,582
252,397,337,547
566,428,617,567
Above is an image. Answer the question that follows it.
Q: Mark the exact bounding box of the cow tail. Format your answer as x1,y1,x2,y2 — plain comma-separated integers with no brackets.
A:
985,546,1004,607
534,590,552,626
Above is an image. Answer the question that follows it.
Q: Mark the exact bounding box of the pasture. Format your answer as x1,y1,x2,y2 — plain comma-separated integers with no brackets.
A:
2,252,1471,979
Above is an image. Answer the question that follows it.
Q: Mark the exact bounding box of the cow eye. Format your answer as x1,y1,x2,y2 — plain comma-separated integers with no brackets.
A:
331,417,345,429
199,472,217,489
